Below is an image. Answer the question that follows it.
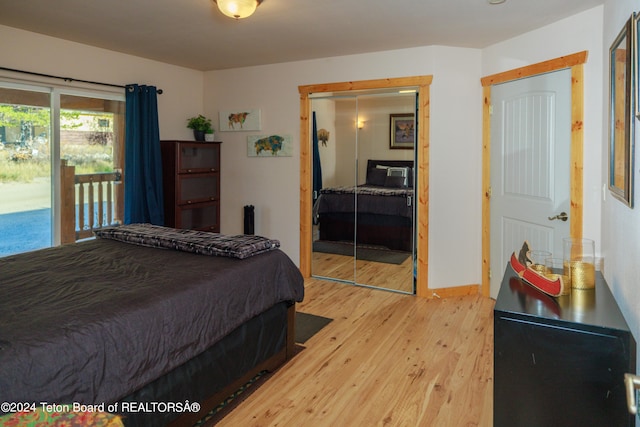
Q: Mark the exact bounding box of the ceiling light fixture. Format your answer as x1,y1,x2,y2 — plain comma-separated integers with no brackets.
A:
214,0,263,19
488,0,506,4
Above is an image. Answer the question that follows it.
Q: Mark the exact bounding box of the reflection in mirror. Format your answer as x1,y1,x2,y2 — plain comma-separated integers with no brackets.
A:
311,91,416,294
311,96,356,283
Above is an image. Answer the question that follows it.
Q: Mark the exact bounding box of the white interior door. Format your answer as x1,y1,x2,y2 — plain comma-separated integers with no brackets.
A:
490,69,571,298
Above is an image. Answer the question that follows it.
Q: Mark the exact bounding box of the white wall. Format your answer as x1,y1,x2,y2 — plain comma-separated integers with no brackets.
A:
601,0,640,372
205,46,483,290
0,25,204,140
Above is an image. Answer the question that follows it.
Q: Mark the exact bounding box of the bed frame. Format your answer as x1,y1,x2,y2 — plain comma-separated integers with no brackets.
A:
121,303,296,427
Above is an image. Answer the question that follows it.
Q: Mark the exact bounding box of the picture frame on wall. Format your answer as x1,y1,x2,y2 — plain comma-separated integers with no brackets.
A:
247,134,293,157
389,113,415,150
635,11,640,119
608,13,635,207
219,109,261,131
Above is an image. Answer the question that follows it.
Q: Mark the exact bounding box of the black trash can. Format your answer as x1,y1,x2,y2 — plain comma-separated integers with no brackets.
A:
244,205,255,235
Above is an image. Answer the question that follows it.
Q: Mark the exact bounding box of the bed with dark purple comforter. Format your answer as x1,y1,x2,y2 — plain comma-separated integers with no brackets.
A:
0,224,304,426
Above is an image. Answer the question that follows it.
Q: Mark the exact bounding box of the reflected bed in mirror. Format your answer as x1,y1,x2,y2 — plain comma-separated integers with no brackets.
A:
312,159,415,292
313,159,414,252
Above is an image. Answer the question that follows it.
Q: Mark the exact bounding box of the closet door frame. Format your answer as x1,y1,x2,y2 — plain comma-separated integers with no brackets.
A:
299,75,432,297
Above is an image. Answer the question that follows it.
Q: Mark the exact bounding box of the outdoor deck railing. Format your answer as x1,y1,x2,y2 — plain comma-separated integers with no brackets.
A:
61,159,123,244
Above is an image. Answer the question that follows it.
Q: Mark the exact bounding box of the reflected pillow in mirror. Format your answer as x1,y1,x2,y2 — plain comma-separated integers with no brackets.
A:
386,167,408,186
367,168,387,186
384,175,406,188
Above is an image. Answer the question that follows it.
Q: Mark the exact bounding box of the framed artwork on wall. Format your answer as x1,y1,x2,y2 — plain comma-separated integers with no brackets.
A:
608,14,635,207
247,134,292,157
219,109,261,131
636,11,640,119
390,113,415,149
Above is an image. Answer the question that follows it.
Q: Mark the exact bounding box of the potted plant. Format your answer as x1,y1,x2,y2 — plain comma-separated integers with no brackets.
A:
187,115,213,141
204,127,215,142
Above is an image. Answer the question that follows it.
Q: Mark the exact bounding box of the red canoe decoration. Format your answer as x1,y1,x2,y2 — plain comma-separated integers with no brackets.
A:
509,242,566,297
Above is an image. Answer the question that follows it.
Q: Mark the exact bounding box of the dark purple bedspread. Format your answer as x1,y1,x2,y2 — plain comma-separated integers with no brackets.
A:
315,185,413,218
0,238,303,408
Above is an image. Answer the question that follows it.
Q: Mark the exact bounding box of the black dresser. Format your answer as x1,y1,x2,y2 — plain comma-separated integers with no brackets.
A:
494,266,636,427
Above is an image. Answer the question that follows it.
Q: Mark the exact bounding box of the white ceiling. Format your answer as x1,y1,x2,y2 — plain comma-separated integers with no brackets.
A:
0,0,604,71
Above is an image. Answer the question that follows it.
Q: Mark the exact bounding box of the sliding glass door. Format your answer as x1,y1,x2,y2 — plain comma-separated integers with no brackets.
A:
0,82,124,257
0,85,52,256
59,93,125,240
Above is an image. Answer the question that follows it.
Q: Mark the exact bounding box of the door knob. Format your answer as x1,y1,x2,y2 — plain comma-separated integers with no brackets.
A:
625,373,640,415
548,211,568,221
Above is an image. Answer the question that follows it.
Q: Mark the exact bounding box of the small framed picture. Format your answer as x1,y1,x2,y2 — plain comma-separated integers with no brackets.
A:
219,109,261,131
390,113,415,150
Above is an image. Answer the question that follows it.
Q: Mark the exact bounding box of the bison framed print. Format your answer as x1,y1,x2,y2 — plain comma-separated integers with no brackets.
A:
247,134,293,157
219,109,261,131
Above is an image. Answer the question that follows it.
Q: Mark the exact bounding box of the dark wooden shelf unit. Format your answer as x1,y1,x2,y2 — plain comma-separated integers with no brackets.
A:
160,140,221,232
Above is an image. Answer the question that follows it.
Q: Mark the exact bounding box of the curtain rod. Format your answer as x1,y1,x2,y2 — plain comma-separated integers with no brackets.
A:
0,66,163,94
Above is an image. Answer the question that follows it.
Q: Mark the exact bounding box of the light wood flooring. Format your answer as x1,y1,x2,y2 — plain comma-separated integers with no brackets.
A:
217,277,495,426
312,250,414,293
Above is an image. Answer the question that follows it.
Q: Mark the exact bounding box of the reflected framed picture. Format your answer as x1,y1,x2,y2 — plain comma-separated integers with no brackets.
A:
390,113,415,150
608,14,635,207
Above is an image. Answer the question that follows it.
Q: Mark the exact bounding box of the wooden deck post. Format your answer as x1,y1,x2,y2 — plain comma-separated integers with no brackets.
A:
60,160,76,244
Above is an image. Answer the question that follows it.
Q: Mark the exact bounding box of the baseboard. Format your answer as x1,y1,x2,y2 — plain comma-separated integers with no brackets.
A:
428,284,480,299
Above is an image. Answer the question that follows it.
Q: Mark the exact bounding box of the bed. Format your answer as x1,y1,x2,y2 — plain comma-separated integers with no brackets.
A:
314,159,414,252
0,224,304,427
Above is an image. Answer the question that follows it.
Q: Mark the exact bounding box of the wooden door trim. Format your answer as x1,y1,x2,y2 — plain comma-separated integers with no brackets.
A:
299,75,433,297
481,51,587,297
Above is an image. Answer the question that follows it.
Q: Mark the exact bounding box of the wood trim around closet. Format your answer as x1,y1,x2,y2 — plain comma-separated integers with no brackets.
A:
299,75,433,298
480,51,588,297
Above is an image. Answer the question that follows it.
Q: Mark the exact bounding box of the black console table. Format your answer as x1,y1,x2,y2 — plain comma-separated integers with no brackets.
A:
494,266,636,427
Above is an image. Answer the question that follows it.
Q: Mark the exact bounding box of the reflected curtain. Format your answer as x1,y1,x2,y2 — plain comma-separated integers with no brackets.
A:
124,84,164,225
312,112,322,203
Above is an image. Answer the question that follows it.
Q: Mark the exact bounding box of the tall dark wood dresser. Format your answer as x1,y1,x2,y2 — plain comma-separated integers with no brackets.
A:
160,140,221,232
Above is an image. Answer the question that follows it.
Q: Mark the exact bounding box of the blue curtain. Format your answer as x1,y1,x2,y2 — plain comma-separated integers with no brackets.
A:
124,84,164,225
312,112,323,203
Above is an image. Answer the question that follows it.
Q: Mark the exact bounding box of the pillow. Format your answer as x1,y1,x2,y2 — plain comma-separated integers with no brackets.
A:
386,166,408,186
94,223,280,259
384,175,407,188
367,168,387,186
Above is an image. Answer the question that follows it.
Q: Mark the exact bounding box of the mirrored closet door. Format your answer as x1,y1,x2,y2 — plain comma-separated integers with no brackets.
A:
311,90,417,293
